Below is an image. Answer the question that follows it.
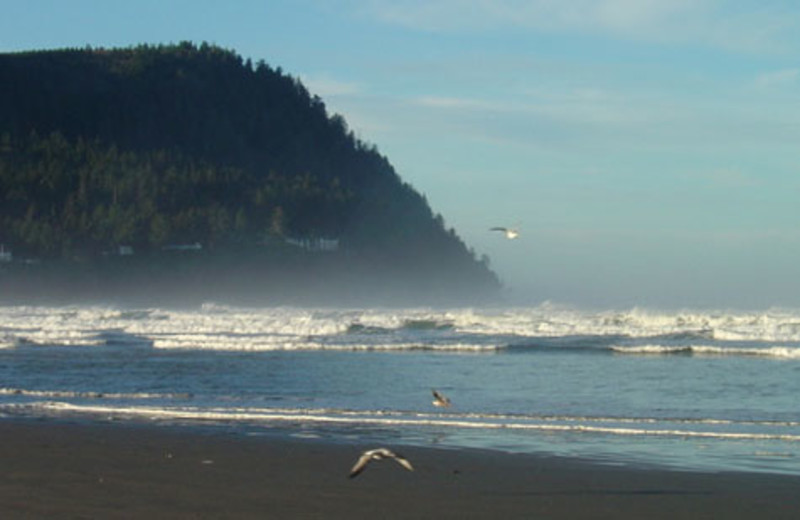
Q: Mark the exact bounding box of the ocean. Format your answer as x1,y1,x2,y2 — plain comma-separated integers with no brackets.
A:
2,302,800,475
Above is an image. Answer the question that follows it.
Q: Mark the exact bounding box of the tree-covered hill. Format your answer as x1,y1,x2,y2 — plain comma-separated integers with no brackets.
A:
0,42,499,304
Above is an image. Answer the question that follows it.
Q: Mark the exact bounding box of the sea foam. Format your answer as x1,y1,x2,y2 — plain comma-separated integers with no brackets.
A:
3,304,800,351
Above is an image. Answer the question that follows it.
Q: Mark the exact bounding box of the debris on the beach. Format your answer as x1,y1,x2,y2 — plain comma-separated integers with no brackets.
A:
432,389,451,408
348,448,414,478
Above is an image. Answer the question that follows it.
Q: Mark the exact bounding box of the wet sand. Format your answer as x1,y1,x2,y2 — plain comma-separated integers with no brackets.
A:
1,420,799,519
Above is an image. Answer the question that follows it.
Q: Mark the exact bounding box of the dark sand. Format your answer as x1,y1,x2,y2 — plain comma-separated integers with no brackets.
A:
2,420,799,519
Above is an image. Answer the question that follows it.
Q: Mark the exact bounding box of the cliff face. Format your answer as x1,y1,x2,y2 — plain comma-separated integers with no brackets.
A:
0,42,500,304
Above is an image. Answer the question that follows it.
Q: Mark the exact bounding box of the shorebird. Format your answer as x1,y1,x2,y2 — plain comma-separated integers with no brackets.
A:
432,389,452,408
490,227,519,240
348,448,414,478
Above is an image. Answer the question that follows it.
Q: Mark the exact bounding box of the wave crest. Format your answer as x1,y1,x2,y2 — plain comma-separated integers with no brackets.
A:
611,344,800,358
11,402,800,443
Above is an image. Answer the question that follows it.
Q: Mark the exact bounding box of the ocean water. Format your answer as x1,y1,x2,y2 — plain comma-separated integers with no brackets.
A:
2,302,800,474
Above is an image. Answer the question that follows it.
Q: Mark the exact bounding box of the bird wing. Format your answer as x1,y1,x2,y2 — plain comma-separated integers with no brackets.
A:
432,389,450,405
392,454,414,472
348,452,373,478
489,227,508,232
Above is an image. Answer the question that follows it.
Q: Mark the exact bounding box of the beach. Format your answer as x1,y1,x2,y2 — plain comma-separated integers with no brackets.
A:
2,420,799,519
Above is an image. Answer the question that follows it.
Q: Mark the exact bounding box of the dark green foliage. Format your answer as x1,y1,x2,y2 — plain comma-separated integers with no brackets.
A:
0,133,354,256
0,42,499,296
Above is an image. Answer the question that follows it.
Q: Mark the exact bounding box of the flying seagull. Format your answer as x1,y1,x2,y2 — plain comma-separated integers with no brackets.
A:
432,389,452,408
348,448,414,478
490,227,519,240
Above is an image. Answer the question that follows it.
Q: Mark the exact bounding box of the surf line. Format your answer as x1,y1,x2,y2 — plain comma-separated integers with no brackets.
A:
31,402,800,442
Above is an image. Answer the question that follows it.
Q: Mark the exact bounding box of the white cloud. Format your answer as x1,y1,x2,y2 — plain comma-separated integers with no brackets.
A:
360,0,703,35
413,87,682,133
414,95,501,110
753,68,800,89
356,0,799,54
689,168,760,188
355,0,700,32
300,75,363,97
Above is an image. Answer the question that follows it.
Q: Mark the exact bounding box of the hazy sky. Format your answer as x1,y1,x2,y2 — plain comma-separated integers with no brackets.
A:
3,0,799,309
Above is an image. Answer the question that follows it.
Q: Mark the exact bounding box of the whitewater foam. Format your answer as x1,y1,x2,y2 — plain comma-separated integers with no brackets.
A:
0,387,192,400
4,304,800,351
611,344,800,358
15,401,800,443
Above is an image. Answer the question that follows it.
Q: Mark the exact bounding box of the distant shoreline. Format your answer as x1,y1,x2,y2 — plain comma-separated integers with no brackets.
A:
2,418,800,519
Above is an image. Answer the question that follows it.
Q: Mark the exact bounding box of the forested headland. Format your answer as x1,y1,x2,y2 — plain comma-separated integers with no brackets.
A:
0,43,500,305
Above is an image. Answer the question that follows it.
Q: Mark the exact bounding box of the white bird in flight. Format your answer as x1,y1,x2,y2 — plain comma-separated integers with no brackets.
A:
348,448,415,478
490,227,519,240
432,389,452,408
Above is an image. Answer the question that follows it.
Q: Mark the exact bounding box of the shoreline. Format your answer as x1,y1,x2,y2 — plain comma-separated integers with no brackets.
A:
3,419,800,518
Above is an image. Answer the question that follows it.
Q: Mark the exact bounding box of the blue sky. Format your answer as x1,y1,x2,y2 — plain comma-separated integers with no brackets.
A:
2,0,799,309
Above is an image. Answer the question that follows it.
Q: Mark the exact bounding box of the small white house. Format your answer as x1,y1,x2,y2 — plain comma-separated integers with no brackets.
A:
0,244,12,263
285,237,340,252
162,242,203,252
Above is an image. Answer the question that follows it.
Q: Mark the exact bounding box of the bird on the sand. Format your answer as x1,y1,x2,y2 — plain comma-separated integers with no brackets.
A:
432,389,452,408
348,448,414,478
490,226,520,240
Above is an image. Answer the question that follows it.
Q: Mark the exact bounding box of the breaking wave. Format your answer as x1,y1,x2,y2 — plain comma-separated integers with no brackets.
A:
0,387,193,400
2,303,800,355
611,345,800,359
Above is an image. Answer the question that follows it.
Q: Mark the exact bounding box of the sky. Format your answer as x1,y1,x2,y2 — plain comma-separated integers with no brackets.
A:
2,0,800,309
